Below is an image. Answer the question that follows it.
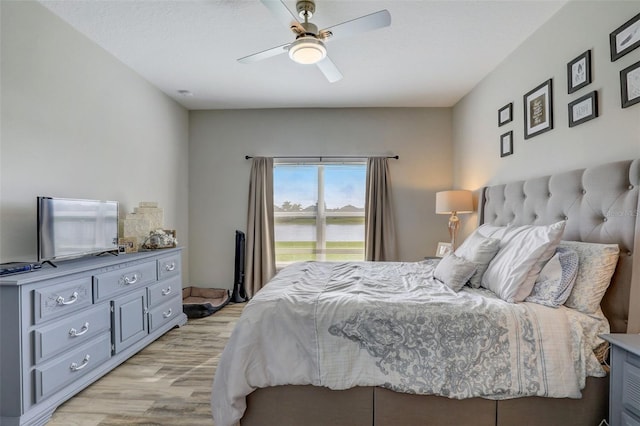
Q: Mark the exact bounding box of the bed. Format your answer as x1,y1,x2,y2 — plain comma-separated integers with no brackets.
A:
212,158,640,426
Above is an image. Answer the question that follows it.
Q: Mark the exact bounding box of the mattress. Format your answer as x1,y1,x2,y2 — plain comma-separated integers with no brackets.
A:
211,260,608,426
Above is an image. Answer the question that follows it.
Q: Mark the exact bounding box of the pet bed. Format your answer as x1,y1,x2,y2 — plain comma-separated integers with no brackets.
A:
182,287,230,318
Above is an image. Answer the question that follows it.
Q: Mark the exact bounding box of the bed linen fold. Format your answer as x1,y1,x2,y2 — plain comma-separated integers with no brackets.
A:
211,261,608,426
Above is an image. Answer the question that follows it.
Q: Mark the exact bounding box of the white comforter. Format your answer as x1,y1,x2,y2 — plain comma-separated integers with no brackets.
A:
211,261,608,426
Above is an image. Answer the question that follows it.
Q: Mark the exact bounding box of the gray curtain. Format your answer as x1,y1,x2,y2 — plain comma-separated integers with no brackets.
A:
364,157,398,261
245,157,276,297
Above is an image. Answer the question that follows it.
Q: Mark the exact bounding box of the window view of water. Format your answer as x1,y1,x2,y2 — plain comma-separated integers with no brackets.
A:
275,223,364,242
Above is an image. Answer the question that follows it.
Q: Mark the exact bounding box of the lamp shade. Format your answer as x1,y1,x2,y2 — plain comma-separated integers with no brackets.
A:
435,190,473,214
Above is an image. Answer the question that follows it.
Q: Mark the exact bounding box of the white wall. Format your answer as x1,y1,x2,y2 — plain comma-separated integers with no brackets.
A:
0,1,190,281
453,0,640,206
189,108,454,289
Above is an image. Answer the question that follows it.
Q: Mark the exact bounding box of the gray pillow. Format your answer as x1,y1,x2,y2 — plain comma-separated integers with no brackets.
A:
525,247,579,308
454,231,501,288
434,253,478,292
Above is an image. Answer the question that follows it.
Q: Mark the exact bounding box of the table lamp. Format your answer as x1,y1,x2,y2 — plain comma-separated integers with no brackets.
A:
435,190,473,250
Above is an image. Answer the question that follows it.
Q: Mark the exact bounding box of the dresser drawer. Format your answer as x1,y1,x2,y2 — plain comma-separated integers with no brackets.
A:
624,360,640,418
34,333,111,402
622,411,640,426
157,253,181,280
148,297,183,333
93,260,157,301
34,304,111,364
148,276,180,309
34,277,93,324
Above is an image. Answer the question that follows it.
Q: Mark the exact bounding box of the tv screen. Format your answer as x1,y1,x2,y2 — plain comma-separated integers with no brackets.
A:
37,197,119,263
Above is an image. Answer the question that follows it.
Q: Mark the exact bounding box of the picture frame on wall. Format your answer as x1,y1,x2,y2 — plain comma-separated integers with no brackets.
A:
620,60,640,108
610,13,640,61
498,103,513,126
567,50,591,94
523,79,553,140
500,131,513,157
568,91,598,127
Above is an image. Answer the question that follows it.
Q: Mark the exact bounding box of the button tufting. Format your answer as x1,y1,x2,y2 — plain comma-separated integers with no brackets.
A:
564,216,569,221
603,217,608,222
629,185,635,190
628,251,633,256
581,189,586,195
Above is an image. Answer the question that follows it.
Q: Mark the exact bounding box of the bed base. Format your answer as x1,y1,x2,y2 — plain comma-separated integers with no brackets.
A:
243,376,608,426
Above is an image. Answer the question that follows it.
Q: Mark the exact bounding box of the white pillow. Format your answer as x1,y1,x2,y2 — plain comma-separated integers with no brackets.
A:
481,221,566,303
454,232,501,288
560,240,620,314
434,253,477,292
474,223,507,239
525,247,579,308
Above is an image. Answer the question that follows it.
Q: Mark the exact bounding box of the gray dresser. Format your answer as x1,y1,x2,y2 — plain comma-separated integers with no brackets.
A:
602,334,640,426
0,248,187,426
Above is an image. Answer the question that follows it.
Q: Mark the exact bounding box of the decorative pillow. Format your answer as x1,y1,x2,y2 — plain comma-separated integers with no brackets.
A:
525,247,579,307
481,221,566,303
561,240,620,314
434,253,477,292
454,232,501,288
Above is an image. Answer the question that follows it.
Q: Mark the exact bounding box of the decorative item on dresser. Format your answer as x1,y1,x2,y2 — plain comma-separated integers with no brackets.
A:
0,248,187,426
601,334,640,426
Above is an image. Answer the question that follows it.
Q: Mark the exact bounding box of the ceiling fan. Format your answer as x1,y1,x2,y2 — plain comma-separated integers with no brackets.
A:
238,0,391,83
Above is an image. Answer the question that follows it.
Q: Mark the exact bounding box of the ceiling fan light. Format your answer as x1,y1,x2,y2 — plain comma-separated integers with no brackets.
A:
289,37,326,65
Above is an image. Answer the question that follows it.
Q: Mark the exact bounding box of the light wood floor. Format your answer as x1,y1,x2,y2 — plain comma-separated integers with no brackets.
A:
47,302,245,426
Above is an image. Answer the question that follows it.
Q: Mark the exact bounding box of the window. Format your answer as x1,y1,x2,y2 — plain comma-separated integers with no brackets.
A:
273,163,366,266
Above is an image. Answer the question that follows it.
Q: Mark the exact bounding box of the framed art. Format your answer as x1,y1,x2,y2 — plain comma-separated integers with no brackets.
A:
610,13,640,61
498,103,513,126
500,131,513,157
436,242,452,258
568,91,598,127
567,50,591,94
523,79,553,140
621,60,640,108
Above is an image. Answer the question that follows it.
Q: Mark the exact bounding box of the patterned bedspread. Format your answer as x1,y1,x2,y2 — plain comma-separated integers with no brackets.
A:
211,261,608,426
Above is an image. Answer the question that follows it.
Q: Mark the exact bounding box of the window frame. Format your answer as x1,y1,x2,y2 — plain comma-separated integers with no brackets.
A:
273,160,366,266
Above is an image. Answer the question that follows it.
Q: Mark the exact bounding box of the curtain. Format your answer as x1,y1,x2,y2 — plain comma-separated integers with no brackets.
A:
245,157,276,298
364,157,398,261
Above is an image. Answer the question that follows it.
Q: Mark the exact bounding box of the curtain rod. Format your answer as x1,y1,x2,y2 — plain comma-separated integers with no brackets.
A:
245,155,399,160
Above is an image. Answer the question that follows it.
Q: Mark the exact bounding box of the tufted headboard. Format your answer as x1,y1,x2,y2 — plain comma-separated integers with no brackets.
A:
479,159,640,334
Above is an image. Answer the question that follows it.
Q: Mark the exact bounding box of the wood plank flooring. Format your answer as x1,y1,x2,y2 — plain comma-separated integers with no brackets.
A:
47,302,245,426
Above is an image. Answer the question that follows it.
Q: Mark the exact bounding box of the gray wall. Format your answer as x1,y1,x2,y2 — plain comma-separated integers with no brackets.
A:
0,1,190,281
189,108,454,289
453,1,640,201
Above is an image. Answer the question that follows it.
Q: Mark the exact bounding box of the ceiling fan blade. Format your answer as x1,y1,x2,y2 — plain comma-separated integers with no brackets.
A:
260,0,299,28
322,10,391,42
237,42,291,63
316,56,343,83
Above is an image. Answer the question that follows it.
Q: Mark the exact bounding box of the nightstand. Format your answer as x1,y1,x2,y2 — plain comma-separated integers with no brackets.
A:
601,334,640,426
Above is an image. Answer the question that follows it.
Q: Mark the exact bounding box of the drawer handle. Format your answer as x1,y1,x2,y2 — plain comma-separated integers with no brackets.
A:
164,262,176,272
69,322,90,337
123,273,139,285
56,291,79,306
163,308,172,319
161,286,172,296
70,354,90,371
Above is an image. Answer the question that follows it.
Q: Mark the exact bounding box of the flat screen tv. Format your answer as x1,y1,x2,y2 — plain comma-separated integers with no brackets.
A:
37,196,119,264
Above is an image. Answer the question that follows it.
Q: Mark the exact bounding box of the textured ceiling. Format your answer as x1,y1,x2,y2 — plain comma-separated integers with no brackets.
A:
40,0,567,110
